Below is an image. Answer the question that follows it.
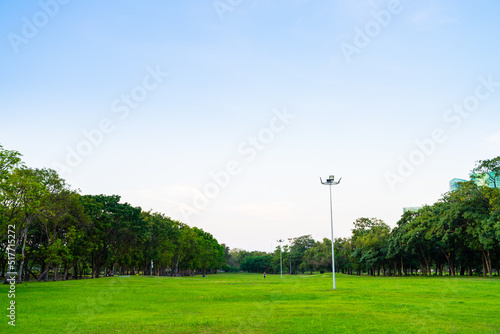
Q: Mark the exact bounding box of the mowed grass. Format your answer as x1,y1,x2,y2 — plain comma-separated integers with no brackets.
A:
2,273,499,333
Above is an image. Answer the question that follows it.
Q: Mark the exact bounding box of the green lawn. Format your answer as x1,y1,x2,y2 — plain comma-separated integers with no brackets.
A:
2,273,499,333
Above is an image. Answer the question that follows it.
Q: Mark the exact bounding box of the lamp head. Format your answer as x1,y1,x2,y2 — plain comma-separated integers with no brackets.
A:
321,175,341,185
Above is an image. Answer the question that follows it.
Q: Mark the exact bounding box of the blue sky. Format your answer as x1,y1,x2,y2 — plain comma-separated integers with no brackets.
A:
1,0,500,251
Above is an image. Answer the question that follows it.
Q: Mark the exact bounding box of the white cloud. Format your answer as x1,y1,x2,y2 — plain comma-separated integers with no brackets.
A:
483,132,500,147
409,1,460,30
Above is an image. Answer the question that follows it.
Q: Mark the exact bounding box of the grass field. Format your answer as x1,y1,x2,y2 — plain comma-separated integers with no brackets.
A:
2,273,499,333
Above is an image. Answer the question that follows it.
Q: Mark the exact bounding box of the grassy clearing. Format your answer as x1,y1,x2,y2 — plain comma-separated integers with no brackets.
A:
2,273,499,333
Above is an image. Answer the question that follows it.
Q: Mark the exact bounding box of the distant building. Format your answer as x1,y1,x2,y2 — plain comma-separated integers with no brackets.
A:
450,178,467,192
403,207,422,214
449,172,500,192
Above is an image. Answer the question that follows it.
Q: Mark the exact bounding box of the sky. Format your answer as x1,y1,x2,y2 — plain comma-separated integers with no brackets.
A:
1,0,500,252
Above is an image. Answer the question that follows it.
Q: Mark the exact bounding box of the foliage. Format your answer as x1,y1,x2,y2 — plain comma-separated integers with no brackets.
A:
0,145,227,281
472,157,500,188
2,144,499,280
240,254,272,273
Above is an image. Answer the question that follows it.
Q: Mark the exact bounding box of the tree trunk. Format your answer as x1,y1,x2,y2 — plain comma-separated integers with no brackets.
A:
91,254,95,278
38,262,51,282
0,258,6,278
53,265,58,281
481,249,493,277
16,222,32,284
23,262,28,282
448,262,455,277
73,262,78,279
26,267,38,281
45,262,51,282
63,265,70,281
439,248,454,277
487,250,493,277
481,254,486,277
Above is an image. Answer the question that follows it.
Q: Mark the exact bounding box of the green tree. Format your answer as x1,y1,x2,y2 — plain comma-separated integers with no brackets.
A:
240,253,272,273
290,235,315,274
300,238,332,274
2,167,51,283
334,238,354,275
142,211,178,276
351,218,390,276
0,145,24,279
387,211,421,276
445,182,498,276
472,157,500,188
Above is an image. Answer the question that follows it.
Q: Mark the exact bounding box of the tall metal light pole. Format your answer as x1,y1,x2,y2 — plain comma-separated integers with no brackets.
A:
277,239,284,278
320,175,341,290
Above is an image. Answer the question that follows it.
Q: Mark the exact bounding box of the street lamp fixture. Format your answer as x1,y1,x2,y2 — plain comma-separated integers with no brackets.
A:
320,175,341,290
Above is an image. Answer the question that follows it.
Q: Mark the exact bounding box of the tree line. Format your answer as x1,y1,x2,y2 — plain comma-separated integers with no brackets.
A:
225,158,500,277
0,145,226,283
2,144,499,281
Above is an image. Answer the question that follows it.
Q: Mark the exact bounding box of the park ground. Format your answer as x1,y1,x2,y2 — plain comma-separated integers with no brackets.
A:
1,273,499,333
